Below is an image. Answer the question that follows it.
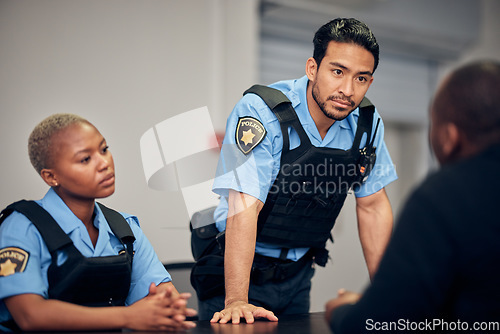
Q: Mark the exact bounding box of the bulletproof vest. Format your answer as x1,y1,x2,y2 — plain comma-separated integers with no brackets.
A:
0,200,135,307
244,85,377,252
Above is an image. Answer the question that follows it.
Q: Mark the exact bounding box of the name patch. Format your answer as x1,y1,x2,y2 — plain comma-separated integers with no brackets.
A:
0,247,29,277
235,117,267,154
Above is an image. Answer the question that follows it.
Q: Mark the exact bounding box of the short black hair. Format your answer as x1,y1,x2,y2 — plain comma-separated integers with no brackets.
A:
433,60,500,148
313,18,379,73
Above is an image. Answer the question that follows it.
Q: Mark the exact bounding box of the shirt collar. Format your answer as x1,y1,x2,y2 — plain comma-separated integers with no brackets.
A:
93,203,113,252
93,204,113,236
38,188,82,235
38,189,113,250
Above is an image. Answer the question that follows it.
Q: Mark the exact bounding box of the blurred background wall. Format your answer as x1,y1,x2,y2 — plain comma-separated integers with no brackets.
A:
1,0,498,312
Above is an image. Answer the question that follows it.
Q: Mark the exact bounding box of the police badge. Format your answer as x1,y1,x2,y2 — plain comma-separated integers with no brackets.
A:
0,247,29,277
235,116,267,154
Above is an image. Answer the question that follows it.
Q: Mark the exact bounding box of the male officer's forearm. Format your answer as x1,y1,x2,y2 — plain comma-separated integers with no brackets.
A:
356,188,393,279
224,191,263,305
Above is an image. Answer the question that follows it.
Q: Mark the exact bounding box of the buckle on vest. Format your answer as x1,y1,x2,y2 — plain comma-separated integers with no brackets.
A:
313,195,327,207
285,197,298,214
303,195,328,216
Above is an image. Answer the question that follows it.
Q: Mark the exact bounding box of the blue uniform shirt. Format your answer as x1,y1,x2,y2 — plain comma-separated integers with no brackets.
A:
0,188,171,325
212,75,398,261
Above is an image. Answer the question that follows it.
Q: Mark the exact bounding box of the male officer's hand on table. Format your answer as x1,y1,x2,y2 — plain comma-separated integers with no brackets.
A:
211,301,278,324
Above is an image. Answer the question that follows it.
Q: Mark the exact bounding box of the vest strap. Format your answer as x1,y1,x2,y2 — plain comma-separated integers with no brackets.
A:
1,200,72,253
244,84,311,153
0,200,135,254
352,97,375,151
97,203,135,244
244,84,290,111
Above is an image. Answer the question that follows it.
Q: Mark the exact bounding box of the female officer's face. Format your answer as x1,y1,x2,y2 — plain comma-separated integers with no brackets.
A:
46,122,115,202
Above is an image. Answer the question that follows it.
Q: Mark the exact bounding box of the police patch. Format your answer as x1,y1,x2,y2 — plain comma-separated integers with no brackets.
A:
235,117,267,154
0,247,29,277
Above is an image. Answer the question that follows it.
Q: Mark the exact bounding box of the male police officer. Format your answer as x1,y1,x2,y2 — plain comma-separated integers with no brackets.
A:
199,18,397,323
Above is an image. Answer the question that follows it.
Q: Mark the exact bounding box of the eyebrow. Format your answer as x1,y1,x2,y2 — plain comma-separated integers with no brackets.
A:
73,138,106,157
329,62,373,76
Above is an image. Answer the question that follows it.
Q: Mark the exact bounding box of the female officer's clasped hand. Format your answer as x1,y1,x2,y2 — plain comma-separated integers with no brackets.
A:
210,301,278,324
127,283,197,331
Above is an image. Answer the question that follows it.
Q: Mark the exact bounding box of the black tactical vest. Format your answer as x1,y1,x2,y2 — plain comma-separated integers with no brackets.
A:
244,85,378,254
0,200,135,307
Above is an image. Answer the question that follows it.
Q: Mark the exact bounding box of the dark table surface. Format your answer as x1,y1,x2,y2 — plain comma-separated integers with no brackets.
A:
187,312,330,334
3,312,330,334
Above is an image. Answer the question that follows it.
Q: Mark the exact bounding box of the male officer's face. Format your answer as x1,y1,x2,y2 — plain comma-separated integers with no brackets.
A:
311,41,374,121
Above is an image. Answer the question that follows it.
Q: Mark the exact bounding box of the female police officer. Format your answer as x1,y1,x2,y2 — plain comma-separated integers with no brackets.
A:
0,114,196,331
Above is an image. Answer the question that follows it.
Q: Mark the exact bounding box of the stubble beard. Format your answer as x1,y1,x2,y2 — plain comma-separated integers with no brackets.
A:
312,82,355,121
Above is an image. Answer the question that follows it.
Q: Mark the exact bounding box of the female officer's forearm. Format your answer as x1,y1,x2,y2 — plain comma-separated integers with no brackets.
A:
5,291,190,331
5,294,129,331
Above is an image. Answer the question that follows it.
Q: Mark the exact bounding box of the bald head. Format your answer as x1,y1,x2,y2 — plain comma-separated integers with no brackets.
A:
430,61,500,164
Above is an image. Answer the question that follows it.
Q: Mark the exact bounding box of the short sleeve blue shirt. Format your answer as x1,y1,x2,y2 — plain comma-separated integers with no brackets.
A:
212,75,398,261
0,188,171,325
